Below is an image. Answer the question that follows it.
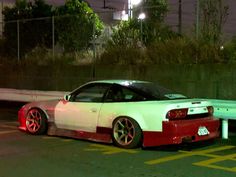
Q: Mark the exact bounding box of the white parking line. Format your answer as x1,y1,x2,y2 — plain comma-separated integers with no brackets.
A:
0,124,17,129
0,130,18,135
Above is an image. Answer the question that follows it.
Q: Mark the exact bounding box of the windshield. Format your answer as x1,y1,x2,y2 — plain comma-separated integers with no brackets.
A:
128,82,188,100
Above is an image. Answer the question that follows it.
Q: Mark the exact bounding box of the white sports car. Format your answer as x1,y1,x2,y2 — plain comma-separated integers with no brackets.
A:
18,80,220,148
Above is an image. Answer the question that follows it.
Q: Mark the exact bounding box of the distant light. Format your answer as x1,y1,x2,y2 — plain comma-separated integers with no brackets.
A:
138,13,146,20
122,10,126,15
220,46,224,50
132,0,142,6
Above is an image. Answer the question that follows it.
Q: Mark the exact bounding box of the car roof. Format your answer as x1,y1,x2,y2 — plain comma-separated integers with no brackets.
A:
87,80,150,86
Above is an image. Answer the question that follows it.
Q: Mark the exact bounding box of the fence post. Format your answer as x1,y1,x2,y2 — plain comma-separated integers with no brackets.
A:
196,0,200,40
52,16,55,59
92,16,96,79
17,19,20,62
0,1,3,38
178,0,182,34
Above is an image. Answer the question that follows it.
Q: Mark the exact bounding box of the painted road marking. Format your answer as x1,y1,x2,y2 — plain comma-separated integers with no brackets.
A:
0,130,18,135
193,152,236,173
0,124,17,129
0,122,18,135
145,146,235,165
145,146,236,173
84,144,138,155
0,121,18,125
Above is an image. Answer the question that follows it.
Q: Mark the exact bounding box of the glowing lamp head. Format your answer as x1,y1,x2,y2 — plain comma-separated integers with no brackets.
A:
138,13,146,20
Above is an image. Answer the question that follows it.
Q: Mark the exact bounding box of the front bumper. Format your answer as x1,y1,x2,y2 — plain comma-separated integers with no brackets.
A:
143,117,220,147
18,107,27,131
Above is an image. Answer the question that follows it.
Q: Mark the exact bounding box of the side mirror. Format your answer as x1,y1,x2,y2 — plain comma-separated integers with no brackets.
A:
64,94,71,101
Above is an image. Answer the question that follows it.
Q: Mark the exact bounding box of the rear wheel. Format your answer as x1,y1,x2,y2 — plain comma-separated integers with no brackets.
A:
26,108,47,135
112,117,142,149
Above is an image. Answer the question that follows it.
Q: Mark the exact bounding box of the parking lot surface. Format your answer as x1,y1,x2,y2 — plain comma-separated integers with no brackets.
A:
0,101,235,177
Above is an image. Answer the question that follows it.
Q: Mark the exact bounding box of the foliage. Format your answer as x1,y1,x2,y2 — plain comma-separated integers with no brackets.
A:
54,0,103,52
2,0,103,59
199,0,229,43
99,45,146,65
146,37,196,64
100,36,229,65
140,0,168,24
3,0,53,57
108,19,140,47
105,0,174,55
221,37,236,62
136,0,171,44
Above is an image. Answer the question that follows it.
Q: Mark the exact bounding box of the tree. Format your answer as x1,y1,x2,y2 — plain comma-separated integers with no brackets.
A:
54,0,103,53
109,0,176,47
3,0,53,57
199,0,229,43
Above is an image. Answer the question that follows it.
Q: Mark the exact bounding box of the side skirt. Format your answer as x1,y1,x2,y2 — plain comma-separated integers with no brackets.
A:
47,123,112,143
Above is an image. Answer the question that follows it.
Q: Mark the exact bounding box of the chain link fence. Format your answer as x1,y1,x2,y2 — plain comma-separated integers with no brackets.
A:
1,14,106,62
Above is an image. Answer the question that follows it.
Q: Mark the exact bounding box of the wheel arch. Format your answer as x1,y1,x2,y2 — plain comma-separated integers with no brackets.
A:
112,116,144,148
112,113,148,131
25,107,48,135
27,107,50,121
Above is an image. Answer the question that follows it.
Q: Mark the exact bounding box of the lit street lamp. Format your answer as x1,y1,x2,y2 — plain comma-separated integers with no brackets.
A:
138,12,146,43
138,12,146,20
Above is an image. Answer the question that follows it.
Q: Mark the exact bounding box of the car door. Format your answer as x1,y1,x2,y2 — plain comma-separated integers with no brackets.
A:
54,83,110,132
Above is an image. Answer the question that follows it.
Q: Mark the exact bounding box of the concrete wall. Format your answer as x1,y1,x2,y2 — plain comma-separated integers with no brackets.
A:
0,64,235,100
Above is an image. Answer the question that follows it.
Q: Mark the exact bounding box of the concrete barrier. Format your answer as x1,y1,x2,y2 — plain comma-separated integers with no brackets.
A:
0,88,69,102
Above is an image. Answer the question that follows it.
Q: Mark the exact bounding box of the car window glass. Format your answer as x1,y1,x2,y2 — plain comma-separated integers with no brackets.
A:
72,84,109,102
105,85,146,102
129,82,188,100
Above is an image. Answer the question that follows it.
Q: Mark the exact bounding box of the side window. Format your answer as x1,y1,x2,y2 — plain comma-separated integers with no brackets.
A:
71,84,109,102
105,85,146,102
122,87,146,101
105,86,125,102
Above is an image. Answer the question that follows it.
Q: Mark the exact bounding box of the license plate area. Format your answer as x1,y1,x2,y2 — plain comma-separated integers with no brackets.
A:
198,126,209,136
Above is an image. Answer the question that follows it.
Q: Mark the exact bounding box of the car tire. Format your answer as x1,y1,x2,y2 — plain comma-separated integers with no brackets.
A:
112,117,142,149
26,108,47,135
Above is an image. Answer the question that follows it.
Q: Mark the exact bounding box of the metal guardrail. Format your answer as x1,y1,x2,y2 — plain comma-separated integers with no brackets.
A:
209,99,236,139
0,88,235,139
0,88,69,102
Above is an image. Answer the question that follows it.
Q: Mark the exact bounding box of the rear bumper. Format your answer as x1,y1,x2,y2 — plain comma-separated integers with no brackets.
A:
143,117,220,147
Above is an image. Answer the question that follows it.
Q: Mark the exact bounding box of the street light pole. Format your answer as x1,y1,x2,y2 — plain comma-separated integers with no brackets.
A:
128,0,132,18
1,1,3,37
128,0,142,19
196,0,200,39
178,0,182,34
138,12,145,43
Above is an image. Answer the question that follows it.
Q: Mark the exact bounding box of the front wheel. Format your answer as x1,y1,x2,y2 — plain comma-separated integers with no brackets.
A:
26,108,47,135
112,117,142,149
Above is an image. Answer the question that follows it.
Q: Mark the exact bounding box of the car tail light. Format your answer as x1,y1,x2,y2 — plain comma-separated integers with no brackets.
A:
166,108,188,120
207,106,214,115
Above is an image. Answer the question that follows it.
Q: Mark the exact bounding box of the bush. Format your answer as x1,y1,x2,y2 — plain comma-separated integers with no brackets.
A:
99,44,146,65
221,37,236,63
99,36,227,65
146,37,196,64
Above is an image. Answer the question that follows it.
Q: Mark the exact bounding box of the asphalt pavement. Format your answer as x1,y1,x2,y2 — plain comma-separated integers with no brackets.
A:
0,101,236,177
